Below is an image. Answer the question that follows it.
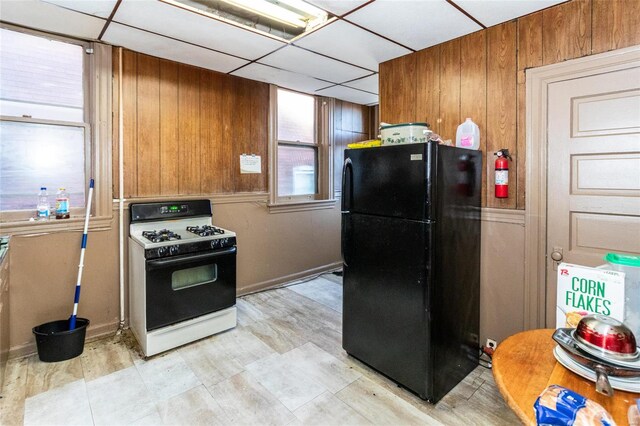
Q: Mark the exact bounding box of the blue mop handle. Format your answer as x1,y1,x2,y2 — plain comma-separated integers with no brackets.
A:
70,178,94,330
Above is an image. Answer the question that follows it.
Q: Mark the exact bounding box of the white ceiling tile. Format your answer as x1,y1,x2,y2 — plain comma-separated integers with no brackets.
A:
0,0,105,39
343,73,378,94
454,0,564,27
347,0,481,51
232,63,330,93
259,45,371,84
316,85,378,105
102,23,248,73
42,0,118,18
112,0,285,60
294,20,411,71
306,0,370,17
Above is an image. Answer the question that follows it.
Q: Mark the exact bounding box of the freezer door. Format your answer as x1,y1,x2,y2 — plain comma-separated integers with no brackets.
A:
343,143,434,221
342,212,431,399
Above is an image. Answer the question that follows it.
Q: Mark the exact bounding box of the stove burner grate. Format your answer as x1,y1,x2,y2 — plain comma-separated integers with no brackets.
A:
142,229,182,243
186,225,225,237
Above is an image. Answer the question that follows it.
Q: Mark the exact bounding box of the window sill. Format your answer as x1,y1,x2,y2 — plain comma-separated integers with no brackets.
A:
267,199,337,214
0,215,114,236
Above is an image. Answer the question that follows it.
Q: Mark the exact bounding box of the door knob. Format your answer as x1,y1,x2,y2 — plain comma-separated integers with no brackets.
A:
551,251,563,262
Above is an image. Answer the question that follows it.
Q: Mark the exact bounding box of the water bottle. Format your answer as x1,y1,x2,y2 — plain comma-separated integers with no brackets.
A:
37,187,50,221
55,187,70,219
456,118,480,150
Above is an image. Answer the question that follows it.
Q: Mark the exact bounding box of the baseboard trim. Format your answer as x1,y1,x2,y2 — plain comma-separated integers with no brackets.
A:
9,321,120,360
238,261,343,295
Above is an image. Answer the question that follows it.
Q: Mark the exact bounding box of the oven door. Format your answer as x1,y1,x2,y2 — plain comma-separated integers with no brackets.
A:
145,246,236,331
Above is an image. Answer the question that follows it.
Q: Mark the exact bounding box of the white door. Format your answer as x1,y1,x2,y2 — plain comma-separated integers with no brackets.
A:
545,65,640,327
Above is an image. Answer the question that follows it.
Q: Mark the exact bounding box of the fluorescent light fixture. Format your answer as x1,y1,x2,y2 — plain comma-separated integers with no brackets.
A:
219,0,327,29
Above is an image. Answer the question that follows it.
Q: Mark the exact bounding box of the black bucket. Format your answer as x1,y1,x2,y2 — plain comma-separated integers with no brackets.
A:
32,318,90,362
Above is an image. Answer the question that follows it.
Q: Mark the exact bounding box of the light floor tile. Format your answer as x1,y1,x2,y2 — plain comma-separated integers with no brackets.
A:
134,351,201,401
336,377,443,425
281,342,361,393
0,357,29,426
23,379,92,426
179,326,275,387
294,391,370,425
236,298,270,326
80,333,134,381
245,316,309,354
130,410,163,425
288,277,343,313
208,371,296,425
245,352,326,411
156,385,229,425
86,366,156,425
25,354,84,398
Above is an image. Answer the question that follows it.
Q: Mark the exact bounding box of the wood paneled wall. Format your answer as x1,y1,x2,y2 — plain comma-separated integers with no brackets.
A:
113,49,268,198
333,100,372,195
378,0,640,209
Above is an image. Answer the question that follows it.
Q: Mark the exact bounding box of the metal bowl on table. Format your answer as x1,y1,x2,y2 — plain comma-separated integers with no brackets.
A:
574,314,639,361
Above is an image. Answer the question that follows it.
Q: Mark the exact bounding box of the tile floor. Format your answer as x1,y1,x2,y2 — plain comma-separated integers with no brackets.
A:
0,274,519,425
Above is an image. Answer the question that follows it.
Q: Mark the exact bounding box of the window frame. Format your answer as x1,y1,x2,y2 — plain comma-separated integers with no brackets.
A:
268,85,335,212
0,24,112,232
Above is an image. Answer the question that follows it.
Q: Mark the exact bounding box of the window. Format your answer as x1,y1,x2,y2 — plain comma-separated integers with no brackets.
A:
270,86,333,209
0,26,112,227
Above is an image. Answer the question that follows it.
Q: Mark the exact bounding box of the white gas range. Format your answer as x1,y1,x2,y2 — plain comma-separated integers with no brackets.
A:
128,200,237,357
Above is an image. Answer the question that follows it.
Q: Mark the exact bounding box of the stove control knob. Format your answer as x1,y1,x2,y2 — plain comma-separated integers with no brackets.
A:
220,238,229,247
157,247,167,257
210,240,219,249
169,245,179,256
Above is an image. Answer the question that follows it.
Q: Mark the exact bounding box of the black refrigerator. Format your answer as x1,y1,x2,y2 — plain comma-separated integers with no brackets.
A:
341,142,481,403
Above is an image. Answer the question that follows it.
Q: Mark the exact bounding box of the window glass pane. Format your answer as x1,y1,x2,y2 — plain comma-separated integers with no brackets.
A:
0,121,86,211
277,89,314,143
0,28,84,122
277,145,317,196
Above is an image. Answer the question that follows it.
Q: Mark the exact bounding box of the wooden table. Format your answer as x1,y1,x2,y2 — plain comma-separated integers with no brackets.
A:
492,329,638,425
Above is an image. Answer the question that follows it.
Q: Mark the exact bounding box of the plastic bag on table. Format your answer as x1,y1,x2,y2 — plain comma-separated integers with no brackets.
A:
534,385,616,426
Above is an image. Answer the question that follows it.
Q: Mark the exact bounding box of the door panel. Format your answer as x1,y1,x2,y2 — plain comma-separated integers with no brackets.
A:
546,66,640,327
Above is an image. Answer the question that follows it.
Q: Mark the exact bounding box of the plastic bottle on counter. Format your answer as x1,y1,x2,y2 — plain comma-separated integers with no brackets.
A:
456,118,480,150
36,187,50,221
55,187,70,219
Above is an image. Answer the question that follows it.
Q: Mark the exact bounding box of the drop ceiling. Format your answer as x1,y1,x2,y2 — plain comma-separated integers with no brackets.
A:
1,0,565,105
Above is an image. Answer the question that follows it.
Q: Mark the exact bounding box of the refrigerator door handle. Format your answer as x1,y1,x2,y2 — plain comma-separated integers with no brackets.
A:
341,157,353,213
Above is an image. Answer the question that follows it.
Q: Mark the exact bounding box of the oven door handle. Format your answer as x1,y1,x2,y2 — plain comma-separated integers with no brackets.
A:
146,247,237,269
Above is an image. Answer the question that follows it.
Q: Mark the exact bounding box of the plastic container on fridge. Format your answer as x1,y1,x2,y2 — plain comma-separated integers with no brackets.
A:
605,253,640,343
380,123,430,145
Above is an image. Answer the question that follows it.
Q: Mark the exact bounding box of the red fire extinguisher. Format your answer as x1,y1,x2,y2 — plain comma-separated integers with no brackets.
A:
494,149,512,198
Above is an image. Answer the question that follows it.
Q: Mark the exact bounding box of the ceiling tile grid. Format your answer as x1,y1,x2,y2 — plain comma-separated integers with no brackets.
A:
259,45,371,84
0,0,106,40
316,84,378,105
293,20,411,72
346,0,482,51
343,73,378,94
112,0,286,61
306,0,370,17
232,63,331,93
453,0,564,27
42,0,118,19
102,23,249,73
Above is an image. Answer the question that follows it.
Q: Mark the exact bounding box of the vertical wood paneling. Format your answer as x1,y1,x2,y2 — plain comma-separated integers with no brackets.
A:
542,0,591,65
379,55,416,123
249,80,269,192
487,22,517,209
234,78,253,193
460,31,486,207
122,49,137,197
112,49,120,198
416,46,440,133
159,59,179,195
200,69,224,194
517,12,543,210
592,0,640,54
439,39,461,143
136,54,160,196
178,64,201,194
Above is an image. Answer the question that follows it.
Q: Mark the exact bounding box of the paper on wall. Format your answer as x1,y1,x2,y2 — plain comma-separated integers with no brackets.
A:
240,154,261,174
